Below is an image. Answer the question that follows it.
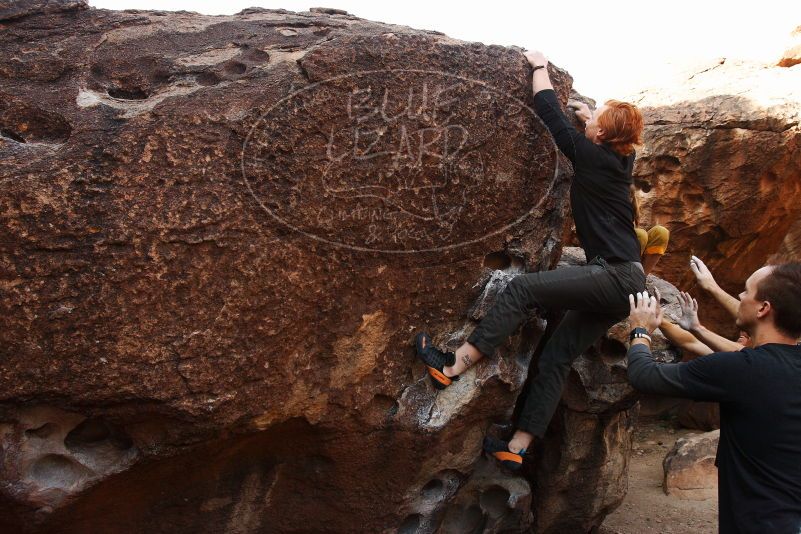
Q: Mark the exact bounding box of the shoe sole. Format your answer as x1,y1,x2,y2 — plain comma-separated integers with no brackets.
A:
483,437,524,471
427,366,453,389
492,451,523,470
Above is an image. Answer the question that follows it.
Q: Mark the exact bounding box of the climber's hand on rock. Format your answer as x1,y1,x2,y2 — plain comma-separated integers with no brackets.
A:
677,291,702,332
690,255,718,291
568,100,592,124
524,50,548,69
628,291,663,333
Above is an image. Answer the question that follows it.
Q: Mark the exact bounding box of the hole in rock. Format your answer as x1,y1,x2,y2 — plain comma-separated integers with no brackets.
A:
0,128,26,143
598,337,628,363
63,419,136,473
654,155,681,170
398,513,422,534
440,504,485,534
634,179,652,193
479,485,511,517
421,478,443,500
436,469,464,491
25,422,58,439
0,102,71,144
195,71,222,86
107,86,149,100
223,61,247,75
91,56,177,99
241,47,270,63
483,251,511,271
28,454,92,490
65,418,133,451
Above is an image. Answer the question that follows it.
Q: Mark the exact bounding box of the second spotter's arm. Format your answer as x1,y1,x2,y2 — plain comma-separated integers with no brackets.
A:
708,285,740,320
690,255,739,320
677,290,744,353
690,325,745,353
658,319,712,357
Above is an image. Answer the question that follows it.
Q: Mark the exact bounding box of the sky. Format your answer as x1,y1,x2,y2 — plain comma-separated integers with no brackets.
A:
89,0,800,102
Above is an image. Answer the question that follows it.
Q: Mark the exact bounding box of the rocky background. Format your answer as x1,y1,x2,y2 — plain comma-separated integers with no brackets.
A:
630,53,801,335
1,1,800,533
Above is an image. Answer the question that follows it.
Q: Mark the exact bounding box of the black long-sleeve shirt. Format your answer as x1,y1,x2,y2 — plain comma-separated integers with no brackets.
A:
533,89,641,263
628,343,801,533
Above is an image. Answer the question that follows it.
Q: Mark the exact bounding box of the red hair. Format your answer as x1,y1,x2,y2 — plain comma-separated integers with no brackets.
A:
597,100,644,156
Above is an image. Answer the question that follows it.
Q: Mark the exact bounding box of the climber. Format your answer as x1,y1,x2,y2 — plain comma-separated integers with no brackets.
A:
415,50,646,470
626,263,801,533
571,102,670,277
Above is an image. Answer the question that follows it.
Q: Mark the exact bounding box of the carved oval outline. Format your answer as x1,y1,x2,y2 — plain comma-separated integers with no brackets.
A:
241,69,562,254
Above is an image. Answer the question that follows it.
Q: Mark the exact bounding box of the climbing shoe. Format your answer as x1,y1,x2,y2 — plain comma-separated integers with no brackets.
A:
483,436,525,471
415,332,459,390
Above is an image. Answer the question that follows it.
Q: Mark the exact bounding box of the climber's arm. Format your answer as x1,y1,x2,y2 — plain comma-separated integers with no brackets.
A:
523,50,590,164
524,50,553,94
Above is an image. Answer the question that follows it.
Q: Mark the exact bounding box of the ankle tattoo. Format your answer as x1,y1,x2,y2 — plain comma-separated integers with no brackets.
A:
461,354,473,367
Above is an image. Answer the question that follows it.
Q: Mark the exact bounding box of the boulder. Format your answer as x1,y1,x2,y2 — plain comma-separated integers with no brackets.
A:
663,430,719,501
535,344,637,534
677,399,720,431
0,2,610,533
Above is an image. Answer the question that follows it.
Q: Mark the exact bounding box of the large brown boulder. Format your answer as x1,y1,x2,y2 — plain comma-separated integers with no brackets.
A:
628,57,801,333
663,430,719,501
0,2,644,533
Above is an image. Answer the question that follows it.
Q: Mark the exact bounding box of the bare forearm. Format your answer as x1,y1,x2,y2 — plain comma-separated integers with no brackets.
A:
708,286,739,320
690,325,744,353
532,68,553,96
659,320,712,357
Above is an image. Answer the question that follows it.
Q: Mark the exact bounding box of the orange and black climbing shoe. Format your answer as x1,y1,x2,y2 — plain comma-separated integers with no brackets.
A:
483,436,525,471
415,332,459,390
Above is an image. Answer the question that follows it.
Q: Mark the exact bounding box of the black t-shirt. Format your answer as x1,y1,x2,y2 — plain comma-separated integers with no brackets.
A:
628,343,801,533
533,89,641,263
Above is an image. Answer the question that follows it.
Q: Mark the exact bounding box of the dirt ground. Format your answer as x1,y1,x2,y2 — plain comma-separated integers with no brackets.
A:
600,417,718,534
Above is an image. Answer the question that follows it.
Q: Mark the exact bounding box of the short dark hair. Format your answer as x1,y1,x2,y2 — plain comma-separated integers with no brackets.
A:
756,263,801,338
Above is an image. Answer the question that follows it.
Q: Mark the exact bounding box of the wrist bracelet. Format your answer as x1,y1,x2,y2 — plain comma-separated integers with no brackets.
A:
629,327,651,343
631,332,652,343
532,64,546,72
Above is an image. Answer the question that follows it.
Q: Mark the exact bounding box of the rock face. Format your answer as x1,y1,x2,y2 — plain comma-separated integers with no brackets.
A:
0,2,637,533
531,377,637,534
629,57,801,334
663,430,720,501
